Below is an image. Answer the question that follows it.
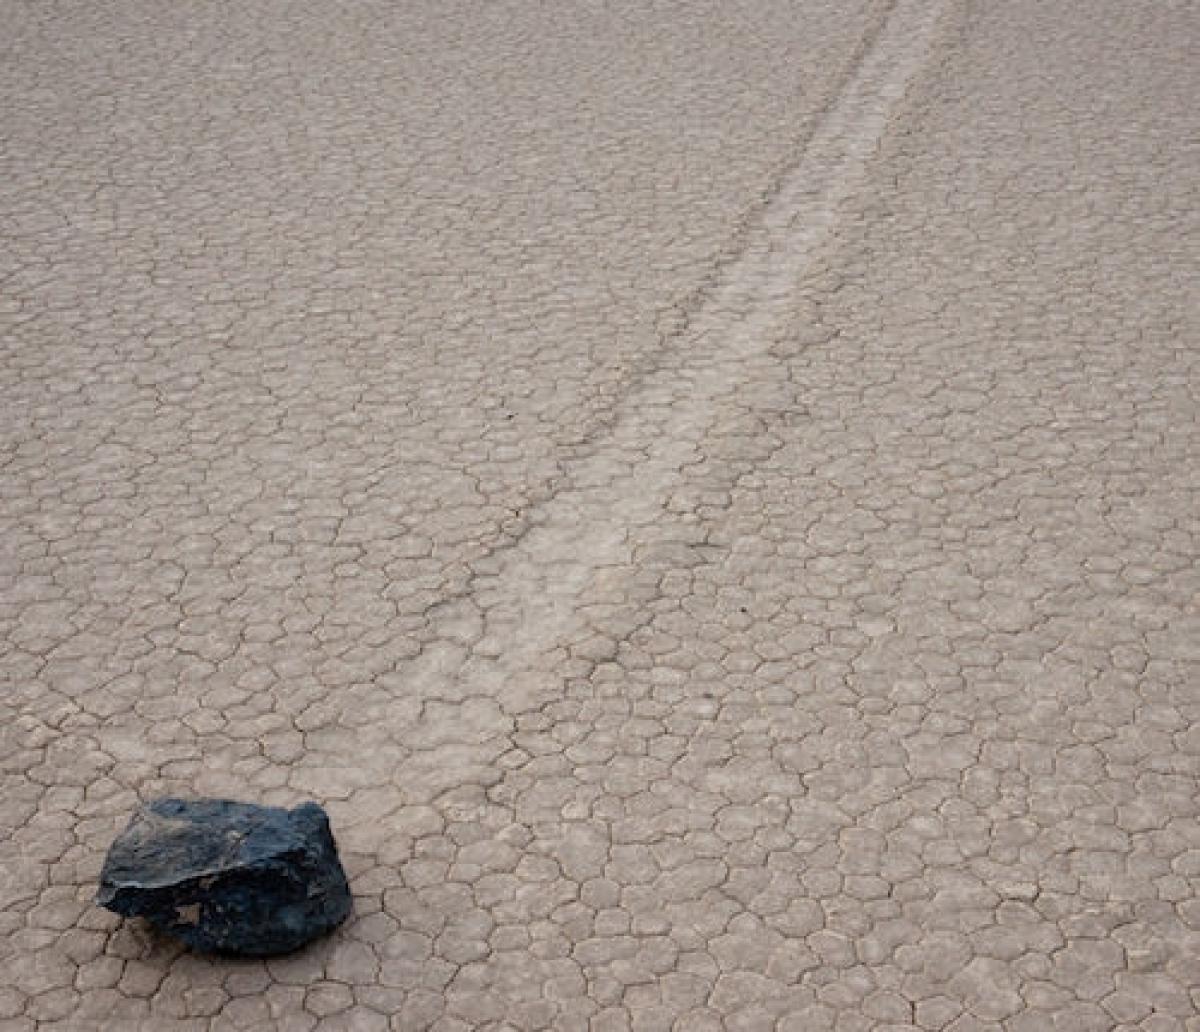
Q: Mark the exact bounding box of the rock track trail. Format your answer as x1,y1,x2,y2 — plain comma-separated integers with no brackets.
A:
353,0,955,816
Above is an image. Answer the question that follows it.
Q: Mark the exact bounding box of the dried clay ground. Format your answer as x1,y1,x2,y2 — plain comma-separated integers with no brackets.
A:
2,0,1198,1029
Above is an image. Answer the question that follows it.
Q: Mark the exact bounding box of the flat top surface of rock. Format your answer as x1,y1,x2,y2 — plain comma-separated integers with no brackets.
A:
99,798,331,892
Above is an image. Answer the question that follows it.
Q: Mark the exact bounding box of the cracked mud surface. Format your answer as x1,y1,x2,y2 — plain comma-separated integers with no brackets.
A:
2,0,1198,1029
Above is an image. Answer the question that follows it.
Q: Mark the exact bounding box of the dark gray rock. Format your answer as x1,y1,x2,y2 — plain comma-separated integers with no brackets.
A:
97,797,351,955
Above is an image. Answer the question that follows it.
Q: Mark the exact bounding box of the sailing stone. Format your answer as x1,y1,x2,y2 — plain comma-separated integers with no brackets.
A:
97,797,352,955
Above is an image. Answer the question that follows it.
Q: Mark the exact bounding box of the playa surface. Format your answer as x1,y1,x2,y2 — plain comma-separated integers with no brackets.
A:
2,0,1197,1028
